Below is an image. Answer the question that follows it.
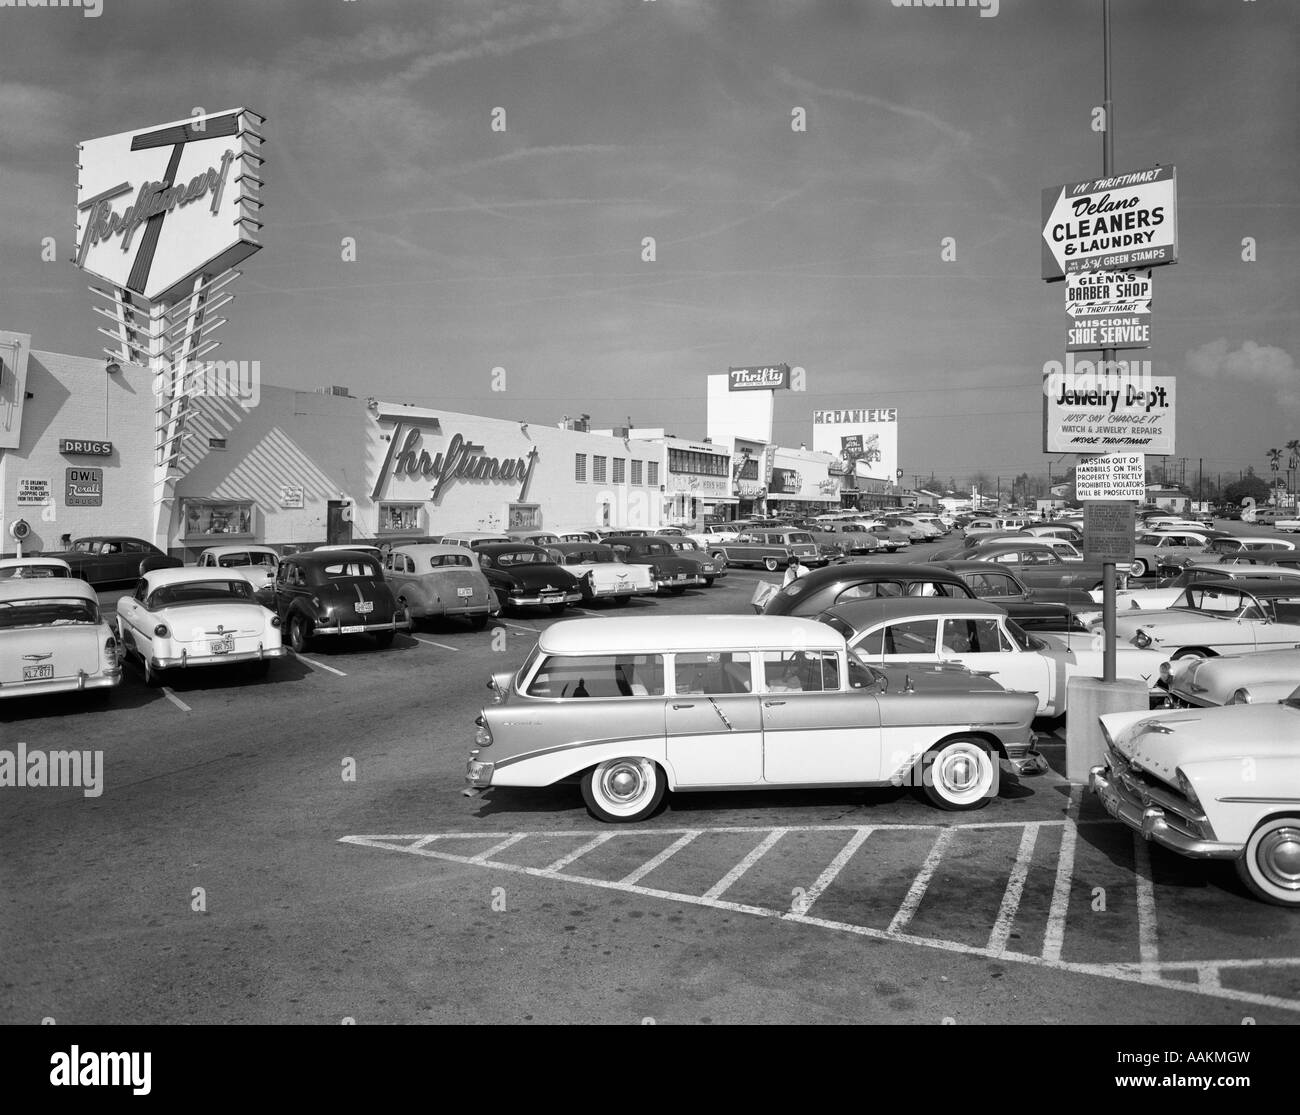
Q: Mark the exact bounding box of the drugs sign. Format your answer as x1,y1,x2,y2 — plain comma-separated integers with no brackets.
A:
1042,165,1177,280
66,468,104,507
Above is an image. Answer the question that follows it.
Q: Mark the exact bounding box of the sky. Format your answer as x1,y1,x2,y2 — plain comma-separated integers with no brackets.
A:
1,0,1296,489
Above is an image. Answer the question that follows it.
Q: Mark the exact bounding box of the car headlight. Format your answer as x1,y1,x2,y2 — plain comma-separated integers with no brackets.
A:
1133,630,1152,648
474,715,493,747
153,623,170,638
1173,767,1201,807
1227,687,1251,705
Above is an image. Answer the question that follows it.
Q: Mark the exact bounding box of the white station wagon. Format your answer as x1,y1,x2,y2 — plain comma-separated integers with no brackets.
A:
466,615,1041,822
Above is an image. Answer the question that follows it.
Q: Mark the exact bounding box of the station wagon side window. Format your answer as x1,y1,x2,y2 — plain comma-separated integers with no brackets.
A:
526,654,665,698
759,650,839,692
941,617,1008,654
856,619,939,656
672,652,752,695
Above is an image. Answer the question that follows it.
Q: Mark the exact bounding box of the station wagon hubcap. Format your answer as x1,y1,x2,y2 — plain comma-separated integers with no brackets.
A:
1256,827,1300,892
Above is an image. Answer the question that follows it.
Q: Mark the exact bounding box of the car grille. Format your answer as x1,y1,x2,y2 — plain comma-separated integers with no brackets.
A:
1106,745,1212,836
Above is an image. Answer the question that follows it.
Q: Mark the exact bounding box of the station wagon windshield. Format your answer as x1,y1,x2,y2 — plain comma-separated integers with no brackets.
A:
146,580,254,608
0,599,99,627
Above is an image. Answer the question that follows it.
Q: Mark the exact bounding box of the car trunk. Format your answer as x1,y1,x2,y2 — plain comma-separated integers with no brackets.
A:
2,625,105,685
433,568,491,607
322,579,396,622
166,604,266,650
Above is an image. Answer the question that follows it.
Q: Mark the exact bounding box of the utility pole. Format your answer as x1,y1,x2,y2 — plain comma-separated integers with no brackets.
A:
1099,0,1118,684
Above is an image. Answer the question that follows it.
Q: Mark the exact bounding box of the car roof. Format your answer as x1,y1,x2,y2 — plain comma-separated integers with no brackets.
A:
390,544,475,559
823,597,1006,626
548,541,614,553
200,545,278,557
0,557,72,569
313,543,382,551
537,616,844,656
284,550,382,566
142,567,264,587
476,542,552,555
791,562,968,588
0,578,97,603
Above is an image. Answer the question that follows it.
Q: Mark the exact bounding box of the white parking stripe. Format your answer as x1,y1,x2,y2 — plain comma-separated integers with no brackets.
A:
703,829,787,900
619,831,700,886
1042,784,1082,962
469,833,528,863
161,687,191,713
411,636,460,651
496,621,537,633
887,828,954,934
540,833,615,875
988,823,1040,954
1132,832,1160,979
788,827,872,918
292,652,346,677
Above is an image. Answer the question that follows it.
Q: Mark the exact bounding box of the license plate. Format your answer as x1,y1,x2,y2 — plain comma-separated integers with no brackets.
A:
457,587,474,597
1097,781,1123,820
341,624,365,634
355,600,374,614
675,573,686,580
23,664,54,680
541,595,563,604
209,638,234,655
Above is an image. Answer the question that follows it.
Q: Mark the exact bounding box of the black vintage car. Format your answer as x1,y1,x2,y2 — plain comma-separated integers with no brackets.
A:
473,542,584,614
271,550,409,651
760,561,1084,632
601,534,707,594
48,536,182,586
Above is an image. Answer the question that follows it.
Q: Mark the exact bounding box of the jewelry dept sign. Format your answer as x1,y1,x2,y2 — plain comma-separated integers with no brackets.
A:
371,425,539,504
1042,361,1175,454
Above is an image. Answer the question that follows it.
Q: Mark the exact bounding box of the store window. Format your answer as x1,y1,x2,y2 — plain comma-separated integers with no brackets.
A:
612,458,626,484
593,456,607,484
181,499,253,538
575,453,587,482
631,459,643,486
508,504,542,530
378,503,424,534
648,461,660,486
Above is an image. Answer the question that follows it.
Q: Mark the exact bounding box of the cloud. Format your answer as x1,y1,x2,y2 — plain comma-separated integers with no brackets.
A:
1185,338,1300,409
774,68,972,146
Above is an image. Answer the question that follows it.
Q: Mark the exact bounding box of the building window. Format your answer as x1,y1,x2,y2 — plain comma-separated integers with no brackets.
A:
508,503,542,530
209,437,227,450
613,457,626,484
631,459,643,486
575,453,587,482
181,499,253,538
593,456,607,484
668,447,727,476
648,461,660,486
378,503,423,534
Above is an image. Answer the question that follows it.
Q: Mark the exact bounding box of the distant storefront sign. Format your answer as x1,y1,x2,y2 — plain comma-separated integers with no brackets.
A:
728,365,790,391
59,439,113,456
1041,165,1177,280
1065,270,1152,352
65,468,104,507
17,478,51,505
812,408,898,484
771,468,801,495
279,484,305,509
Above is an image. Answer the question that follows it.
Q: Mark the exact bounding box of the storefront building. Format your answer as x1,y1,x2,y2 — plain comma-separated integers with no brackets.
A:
764,446,840,516
659,435,734,524
0,331,155,554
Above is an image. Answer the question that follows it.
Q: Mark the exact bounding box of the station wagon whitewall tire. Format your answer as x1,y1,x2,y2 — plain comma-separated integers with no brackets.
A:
763,557,781,572
1235,817,1300,907
920,737,998,811
581,758,665,822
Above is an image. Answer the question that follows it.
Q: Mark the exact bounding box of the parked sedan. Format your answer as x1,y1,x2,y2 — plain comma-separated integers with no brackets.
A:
542,542,656,605
1098,564,1300,613
474,542,584,614
118,568,286,685
272,550,410,651
196,545,280,599
820,597,1169,716
662,537,725,584
382,544,498,629
761,562,973,617
1093,697,1300,906
807,521,882,557
603,535,707,594
49,536,182,586
1165,648,1300,708
923,561,1091,632
1110,582,1300,658
963,544,1120,593
466,615,1041,821
0,579,121,699
1130,530,1225,579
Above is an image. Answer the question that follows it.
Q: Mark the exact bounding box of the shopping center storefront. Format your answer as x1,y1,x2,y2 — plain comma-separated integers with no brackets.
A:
171,391,669,555
763,446,840,516
660,436,735,524
0,331,156,554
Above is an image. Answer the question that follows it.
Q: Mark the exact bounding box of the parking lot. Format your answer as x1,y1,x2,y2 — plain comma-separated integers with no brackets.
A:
4,537,1299,1025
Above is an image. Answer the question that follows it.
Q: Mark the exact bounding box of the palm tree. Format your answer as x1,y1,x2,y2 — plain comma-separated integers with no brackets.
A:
1267,447,1282,478
1287,439,1300,507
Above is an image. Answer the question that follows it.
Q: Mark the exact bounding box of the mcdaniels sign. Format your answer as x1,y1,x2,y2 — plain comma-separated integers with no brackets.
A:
75,108,264,303
371,424,539,504
1041,165,1177,280
728,365,790,391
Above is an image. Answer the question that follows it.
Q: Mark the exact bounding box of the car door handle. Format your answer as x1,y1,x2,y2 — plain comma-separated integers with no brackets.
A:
764,700,786,707
673,703,695,709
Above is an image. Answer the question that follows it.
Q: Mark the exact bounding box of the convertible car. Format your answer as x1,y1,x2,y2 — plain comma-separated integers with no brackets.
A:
117,567,286,685
1093,696,1300,906
0,578,121,699
466,616,1041,822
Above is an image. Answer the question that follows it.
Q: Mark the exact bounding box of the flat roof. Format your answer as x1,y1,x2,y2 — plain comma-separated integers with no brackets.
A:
537,616,844,655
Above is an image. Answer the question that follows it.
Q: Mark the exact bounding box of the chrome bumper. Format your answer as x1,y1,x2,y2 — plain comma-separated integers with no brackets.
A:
1089,764,1238,859
0,668,122,697
312,617,412,635
154,645,289,667
507,592,582,607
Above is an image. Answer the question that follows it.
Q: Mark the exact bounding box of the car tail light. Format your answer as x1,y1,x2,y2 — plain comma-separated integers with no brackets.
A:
270,616,281,628
104,635,118,668
154,623,170,638
1228,688,1251,705
1133,629,1152,648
